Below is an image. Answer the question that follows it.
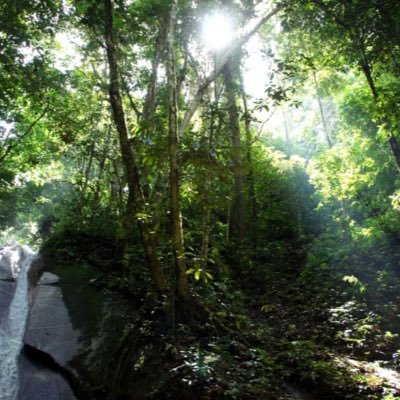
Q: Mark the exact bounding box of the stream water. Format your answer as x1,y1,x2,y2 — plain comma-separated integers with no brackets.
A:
0,245,36,400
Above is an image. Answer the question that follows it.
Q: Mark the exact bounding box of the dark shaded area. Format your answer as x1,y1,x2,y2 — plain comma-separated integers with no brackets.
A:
18,351,77,400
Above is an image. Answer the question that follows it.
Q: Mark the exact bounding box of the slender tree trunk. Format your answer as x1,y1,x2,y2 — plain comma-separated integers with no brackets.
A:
241,94,258,248
359,55,379,100
389,135,400,170
139,21,167,200
166,0,189,301
142,21,166,123
200,102,215,270
94,125,112,205
223,60,245,244
110,158,124,206
239,82,258,240
201,206,211,270
200,170,212,269
104,0,166,293
283,110,292,158
312,72,332,148
226,206,231,242
359,53,400,172
82,139,96,197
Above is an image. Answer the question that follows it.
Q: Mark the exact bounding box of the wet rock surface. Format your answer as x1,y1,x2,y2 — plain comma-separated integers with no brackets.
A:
18,353,77,400
24,262,132,398
0,280,16,325
24,272,81,367
0,246,21,324
0,245,23,280
0,245,37,400
0,245,78,400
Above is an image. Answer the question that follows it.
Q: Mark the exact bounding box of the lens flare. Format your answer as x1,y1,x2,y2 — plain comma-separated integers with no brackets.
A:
202,12,233,51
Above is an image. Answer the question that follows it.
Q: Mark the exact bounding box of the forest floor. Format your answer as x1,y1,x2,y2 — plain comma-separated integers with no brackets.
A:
125,241,399,400
45,232,400,399
228,241,400,400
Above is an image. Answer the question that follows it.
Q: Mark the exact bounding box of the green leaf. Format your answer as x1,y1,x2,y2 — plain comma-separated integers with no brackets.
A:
205,272,213,280
194,269,201,281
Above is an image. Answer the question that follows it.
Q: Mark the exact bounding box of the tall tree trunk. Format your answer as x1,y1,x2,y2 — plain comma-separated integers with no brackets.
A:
81,139,96,197
239,81,258,240
200,193,211,270
200,101,215,270
140,20,167,200
166,0,189,301
200,165,212,270
312,72,333,148
142,20,166,123
283,110,291,158
104,0,167,293
110,158,122,201
94,125,112,205
223,60,245,244
359,55,379,100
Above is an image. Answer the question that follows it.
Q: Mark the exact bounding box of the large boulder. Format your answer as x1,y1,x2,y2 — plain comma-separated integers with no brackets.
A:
23,261,136,399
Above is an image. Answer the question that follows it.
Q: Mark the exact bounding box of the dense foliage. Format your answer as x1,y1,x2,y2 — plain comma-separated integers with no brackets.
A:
3,0,400,398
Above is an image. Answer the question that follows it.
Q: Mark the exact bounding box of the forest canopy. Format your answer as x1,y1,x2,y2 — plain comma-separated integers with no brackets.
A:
2,0,400,398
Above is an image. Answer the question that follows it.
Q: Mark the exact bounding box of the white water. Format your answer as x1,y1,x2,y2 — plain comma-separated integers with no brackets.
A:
0,245,36,400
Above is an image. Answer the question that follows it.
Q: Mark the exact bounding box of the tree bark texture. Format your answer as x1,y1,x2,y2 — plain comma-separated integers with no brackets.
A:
104,0,167,293
166,0,189,301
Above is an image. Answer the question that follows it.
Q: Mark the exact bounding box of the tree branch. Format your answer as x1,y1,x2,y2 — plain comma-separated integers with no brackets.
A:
121,75,142,120
0,107,49,163
179,4,283,135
